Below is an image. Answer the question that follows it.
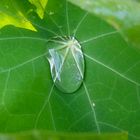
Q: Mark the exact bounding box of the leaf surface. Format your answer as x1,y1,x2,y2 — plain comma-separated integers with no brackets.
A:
0,0,37,30
28,0,48,19
0,131,128,140
0,0,140,140
68,0,140,48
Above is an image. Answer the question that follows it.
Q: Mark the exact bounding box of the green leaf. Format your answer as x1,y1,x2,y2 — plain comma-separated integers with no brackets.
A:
68,0,140,48
28,0,48,19
0,131,128,140
0,0,36,31
0,0,140,140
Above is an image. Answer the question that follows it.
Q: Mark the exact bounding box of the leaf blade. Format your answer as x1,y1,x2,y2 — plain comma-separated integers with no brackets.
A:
68,0,140,48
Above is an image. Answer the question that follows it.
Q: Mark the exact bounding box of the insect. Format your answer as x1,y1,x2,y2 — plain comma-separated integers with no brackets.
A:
47,36,85,94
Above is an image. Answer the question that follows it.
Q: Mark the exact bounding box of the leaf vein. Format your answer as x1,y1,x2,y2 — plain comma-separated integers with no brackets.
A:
84,53,140,86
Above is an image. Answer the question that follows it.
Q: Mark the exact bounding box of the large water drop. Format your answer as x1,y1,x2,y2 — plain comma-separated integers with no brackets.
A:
47,36,85,94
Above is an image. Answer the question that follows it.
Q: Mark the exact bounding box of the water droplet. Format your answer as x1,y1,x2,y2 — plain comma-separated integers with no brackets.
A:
47,36,85,94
